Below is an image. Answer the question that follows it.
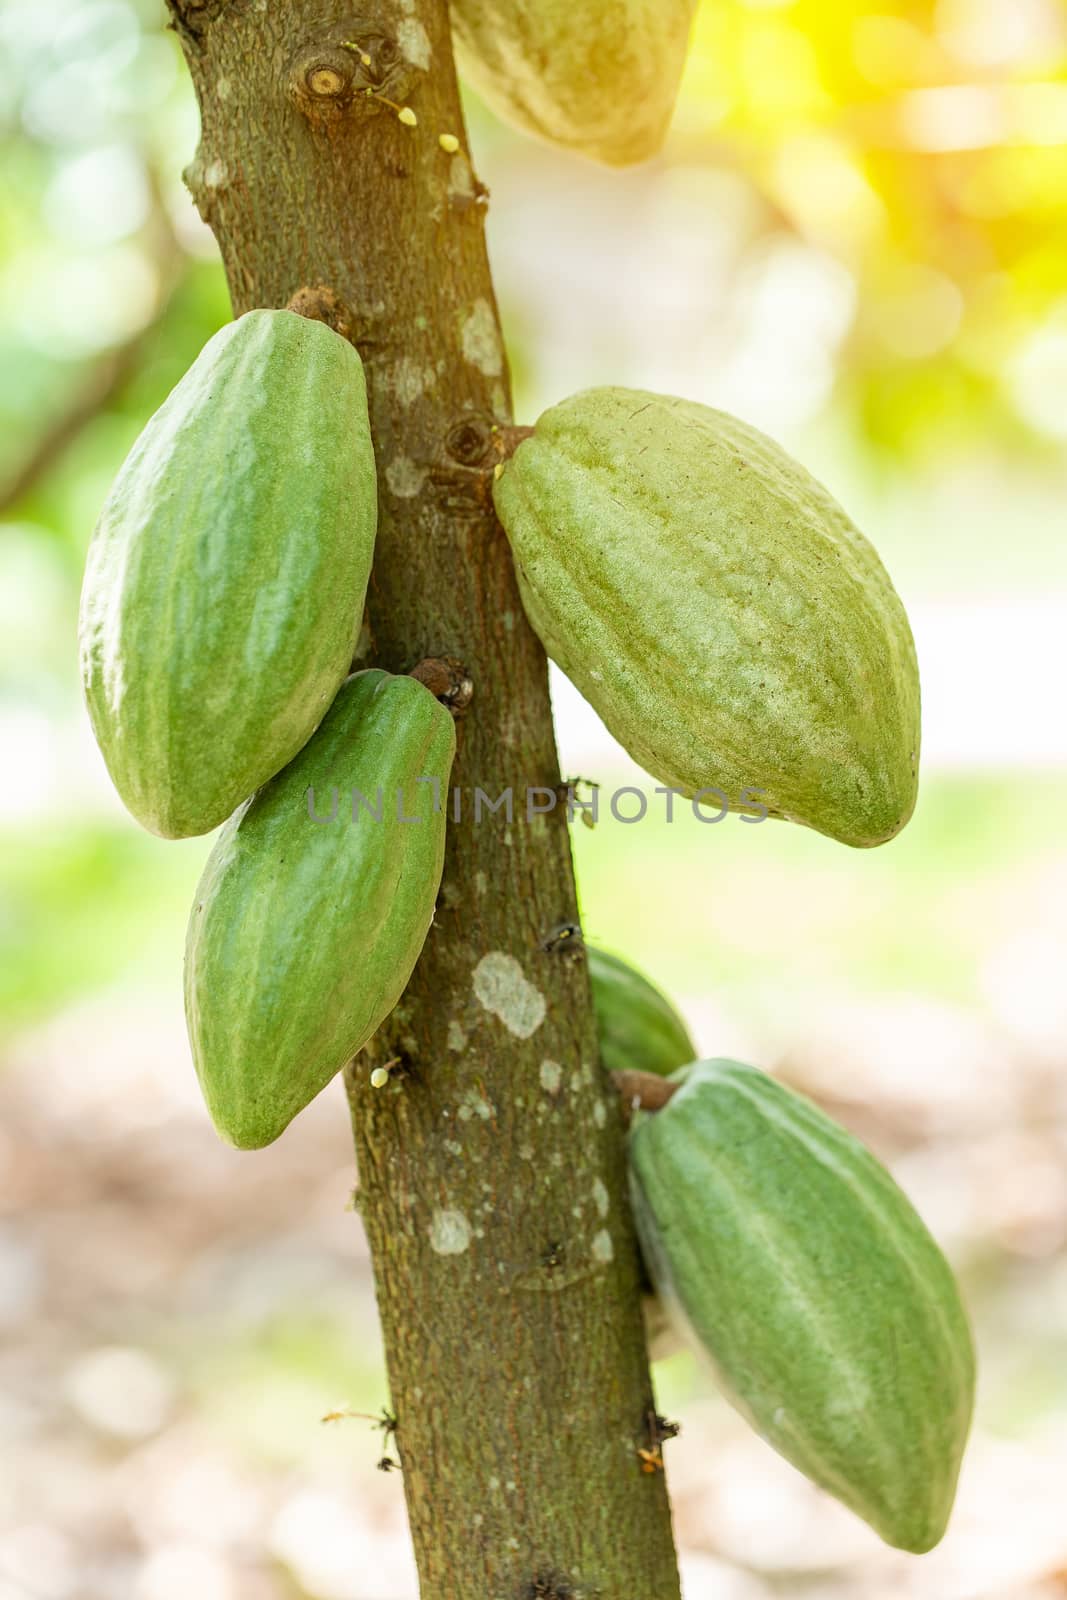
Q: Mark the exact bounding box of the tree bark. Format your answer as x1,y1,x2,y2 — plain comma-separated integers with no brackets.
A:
166,3,681,1595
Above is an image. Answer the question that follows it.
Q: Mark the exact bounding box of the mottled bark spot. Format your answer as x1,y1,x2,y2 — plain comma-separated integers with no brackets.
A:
396,17,431,68
591,1228,614,1263
446,1020,467,1052
392,356,435,404
429,1208,471,1255
461,298,504,377
385,456,426,498
539,1059,562,1095
473,952,546,1038
457,1087,493,1121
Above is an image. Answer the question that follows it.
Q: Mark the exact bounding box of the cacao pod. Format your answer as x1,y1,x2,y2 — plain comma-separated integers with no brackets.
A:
451,0,696,166
629,1059,975,1552
184,671,456,1149
79,309,377,839
587,946,695,1077
493,389,921,848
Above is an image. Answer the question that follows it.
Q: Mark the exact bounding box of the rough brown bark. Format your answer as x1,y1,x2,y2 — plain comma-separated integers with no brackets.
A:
167,3,681,1595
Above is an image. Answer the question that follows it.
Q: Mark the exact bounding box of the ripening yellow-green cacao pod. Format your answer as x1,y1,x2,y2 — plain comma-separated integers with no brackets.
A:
493,388,921,848
629,1060,976,1552
451,0,697,166
79,310,377,839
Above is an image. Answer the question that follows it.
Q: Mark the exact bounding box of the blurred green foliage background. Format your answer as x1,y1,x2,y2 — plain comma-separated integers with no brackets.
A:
2,2,1067,1598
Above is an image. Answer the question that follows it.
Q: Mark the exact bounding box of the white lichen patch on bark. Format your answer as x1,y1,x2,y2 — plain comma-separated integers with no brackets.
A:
385,456,427,498
539,1058,562,1095
396,17,431,67
592,1177,609,1218
449,152,475,199
391,356,435,405
593,1100,608,1128
591,1228,614,1264
457,1087,493,1122
472,952,546,1038
429,1208,471,1255
446,1019,467,1052
461,299,504,378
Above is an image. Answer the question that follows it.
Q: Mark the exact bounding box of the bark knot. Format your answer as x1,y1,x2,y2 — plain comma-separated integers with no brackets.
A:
287,285,354,342
410,657,474,718
444,413,494,467
428,418,533,517
523,1576,575,1600
288,26,419,126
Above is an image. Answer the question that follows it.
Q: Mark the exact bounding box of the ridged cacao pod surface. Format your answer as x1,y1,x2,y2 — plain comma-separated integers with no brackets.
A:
184,671,456,1150
451,0,696,166
493,388,921,848
79,309,377,838
629,1058,975,1552
587,946,695,1077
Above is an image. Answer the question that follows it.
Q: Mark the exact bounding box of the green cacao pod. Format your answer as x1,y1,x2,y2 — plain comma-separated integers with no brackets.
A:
493,389,920,848
79,309,377,839
184,671,455,1149
629,1059,975,1552
587,946,695,1077
451,0,696,166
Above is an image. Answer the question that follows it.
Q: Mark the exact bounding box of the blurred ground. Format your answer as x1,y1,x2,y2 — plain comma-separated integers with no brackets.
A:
4,0,1067,1594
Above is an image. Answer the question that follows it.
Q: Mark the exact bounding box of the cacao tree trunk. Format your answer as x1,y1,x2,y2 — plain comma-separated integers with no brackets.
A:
166,3,681,1594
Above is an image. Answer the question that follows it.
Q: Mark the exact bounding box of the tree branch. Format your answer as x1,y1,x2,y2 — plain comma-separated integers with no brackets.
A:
0,340,146,515
0,165,183,517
